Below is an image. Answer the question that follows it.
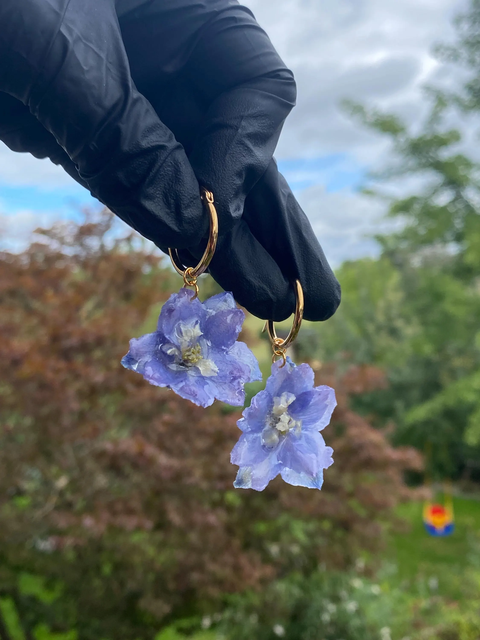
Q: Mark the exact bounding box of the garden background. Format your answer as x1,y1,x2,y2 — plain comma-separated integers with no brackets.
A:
2,1,480,639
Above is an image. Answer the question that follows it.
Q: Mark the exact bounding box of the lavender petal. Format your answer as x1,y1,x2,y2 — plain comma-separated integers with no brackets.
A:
237,389,273,433
289,387,337,431
234,456,281,491
203,291,238,314
280,467,325,489
266,359,315,399
204,307,245,349
121,332,160,373
157,288,206,344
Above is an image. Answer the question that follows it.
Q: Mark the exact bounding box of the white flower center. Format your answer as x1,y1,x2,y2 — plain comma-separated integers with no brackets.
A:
261,392,302,449
163,319,218,377
175,318,203,346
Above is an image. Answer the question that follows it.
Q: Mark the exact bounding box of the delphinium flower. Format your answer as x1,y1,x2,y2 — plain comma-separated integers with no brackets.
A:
122,288,261,407
231,358,336,490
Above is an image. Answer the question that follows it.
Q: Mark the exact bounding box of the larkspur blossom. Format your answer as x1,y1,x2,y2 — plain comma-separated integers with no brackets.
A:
231,358,336,491
122,288,261,407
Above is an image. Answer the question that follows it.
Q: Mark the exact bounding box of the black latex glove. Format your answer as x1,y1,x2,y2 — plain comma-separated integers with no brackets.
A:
0,0,340,321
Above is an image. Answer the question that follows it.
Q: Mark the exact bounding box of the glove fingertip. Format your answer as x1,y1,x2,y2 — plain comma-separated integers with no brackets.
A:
304,277,341,322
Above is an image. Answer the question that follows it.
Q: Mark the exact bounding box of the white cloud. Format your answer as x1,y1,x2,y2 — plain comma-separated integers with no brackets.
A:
0,208,61,251
241,0,464,162
296,185,390,265
240,0,467,260
0,143,78,189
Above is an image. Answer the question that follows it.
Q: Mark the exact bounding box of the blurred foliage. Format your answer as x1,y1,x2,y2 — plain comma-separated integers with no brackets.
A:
212,495,480,640
219,571,381,640
215,566,480,640
308,0,480,481
0,212,419,638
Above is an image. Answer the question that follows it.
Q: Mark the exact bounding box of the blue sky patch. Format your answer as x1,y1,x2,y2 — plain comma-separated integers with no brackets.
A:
278,154,366,194
0,153,366,221
0,182,97,217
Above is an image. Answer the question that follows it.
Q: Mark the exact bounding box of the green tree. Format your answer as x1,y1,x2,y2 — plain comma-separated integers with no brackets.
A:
318,0,480,479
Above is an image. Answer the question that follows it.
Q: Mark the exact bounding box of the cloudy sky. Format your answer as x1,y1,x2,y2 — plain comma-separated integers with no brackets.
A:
0,0,465,263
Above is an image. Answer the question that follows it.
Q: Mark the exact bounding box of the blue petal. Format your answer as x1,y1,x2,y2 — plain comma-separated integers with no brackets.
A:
323,446,335,469
277,432,334,488
289,387,337,431
121,352,138,370
266,359,314,399
143,354,186,388
209,349,252,406
277,435,320,477
228,341,262,382
204,307,245,349
280,467,325,489
157,289,206,344
204,377,245,406
231,434,281,491
203,291,237,313
207,343,261,406
231,432,271,467
171,376,217,408
237,389,272,433
121,332,160,373
234,459,282,491
293,431,334,470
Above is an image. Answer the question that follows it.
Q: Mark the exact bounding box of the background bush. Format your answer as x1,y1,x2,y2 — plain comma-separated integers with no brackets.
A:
0,214,420,638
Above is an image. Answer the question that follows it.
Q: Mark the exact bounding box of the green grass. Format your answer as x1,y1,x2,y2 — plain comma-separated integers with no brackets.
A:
387,495,480,601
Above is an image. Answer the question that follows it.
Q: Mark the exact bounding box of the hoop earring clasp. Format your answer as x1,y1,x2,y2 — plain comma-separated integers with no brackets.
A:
264,280,304,367
168,188,218,298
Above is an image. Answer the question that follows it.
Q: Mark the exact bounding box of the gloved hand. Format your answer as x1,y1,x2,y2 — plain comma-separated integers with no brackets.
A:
0,0,340,321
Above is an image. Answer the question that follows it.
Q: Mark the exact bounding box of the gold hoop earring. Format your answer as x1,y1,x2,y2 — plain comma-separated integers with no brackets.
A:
168,187,218,299
264,280,304,367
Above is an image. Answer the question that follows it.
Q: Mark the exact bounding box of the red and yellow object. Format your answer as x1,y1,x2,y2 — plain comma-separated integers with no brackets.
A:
423,496,454,537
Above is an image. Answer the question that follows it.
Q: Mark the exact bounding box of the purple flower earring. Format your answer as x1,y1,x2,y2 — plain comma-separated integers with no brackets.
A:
122,189,261,408
231,281,336,491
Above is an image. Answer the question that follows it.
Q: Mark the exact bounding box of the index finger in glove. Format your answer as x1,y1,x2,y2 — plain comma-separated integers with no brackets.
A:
177,219,296,321
242,160,341,322
176,160,340,322
179,4,297,233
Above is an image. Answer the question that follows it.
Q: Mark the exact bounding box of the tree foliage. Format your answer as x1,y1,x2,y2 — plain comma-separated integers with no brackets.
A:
0,213,420,639
319,0,480,480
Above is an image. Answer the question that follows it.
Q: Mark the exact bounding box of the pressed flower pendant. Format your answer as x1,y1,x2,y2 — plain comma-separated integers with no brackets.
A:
122,189,261,407
122,188,335,491
122,288,261,407
231,281,337,491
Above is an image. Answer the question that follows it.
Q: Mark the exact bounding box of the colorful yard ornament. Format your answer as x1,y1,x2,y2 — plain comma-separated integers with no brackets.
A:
423,494,454,537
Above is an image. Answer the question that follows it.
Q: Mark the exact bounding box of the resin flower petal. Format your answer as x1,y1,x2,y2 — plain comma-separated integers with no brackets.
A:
122,289,262,408
231,358,336,491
